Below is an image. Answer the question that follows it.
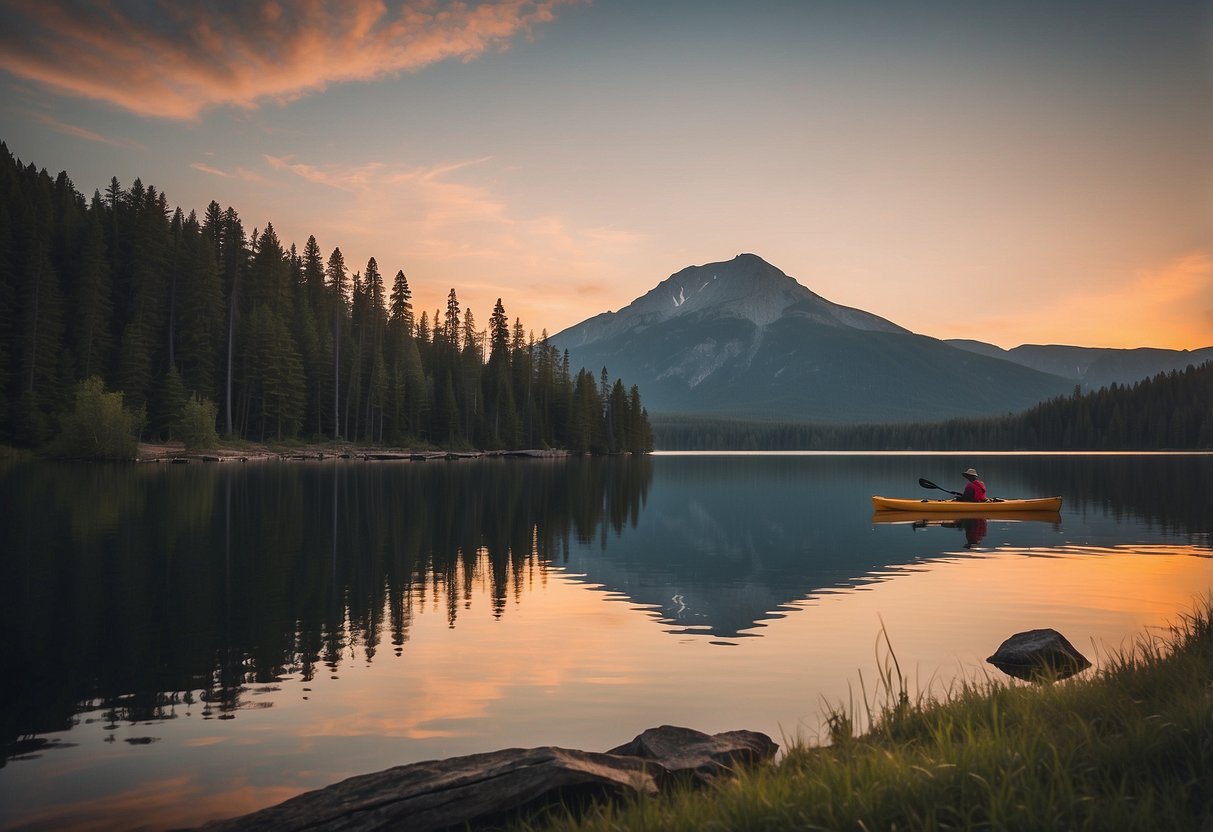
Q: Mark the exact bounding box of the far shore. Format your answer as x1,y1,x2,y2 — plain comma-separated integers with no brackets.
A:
131,440,575,464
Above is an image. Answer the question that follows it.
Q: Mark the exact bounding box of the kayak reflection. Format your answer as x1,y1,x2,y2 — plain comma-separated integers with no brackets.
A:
871,510,1063,549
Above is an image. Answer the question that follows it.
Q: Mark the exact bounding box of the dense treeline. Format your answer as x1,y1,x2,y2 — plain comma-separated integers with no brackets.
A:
656,362,1213,450
0,143,653,453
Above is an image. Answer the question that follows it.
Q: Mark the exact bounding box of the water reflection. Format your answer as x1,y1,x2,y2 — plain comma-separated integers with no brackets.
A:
872,512,1064,549
0,452,1209,768
0,456,653,762
559,454,1209,639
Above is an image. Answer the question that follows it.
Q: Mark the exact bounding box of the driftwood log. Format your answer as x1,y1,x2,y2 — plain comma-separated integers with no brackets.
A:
198,726,777,832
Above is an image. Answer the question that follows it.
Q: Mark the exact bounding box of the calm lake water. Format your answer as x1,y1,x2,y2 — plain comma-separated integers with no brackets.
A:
1,452,1210,830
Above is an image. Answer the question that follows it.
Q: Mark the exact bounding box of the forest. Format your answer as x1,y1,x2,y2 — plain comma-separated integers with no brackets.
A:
655,361,1213,451
0,143,654,454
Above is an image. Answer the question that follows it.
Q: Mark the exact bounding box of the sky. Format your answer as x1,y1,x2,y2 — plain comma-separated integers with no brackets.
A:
1,0,1210,350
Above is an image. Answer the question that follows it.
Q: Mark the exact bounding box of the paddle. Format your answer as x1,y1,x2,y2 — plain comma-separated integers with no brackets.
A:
919,477,1003,502
919,477,963,497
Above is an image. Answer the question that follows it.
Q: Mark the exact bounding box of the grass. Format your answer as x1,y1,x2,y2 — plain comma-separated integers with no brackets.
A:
522,601,1213,831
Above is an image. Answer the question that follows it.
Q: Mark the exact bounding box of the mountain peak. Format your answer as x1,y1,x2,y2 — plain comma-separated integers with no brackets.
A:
550,254,1076,422
642,253,802,326
557,254,906,348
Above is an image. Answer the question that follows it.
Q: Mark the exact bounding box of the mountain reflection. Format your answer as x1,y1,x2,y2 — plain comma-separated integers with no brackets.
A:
556,453,1211,638
2,452,1208,759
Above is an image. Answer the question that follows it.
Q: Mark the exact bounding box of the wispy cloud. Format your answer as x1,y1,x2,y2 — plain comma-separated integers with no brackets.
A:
29,111,143,148
261,151,644,329
265,153,508,229
0,0,581,120
191,162,232,178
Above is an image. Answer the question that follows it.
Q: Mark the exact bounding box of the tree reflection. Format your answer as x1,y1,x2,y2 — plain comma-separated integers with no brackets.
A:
2,451,1206,760
1011,454,1211,537
0,456,652,755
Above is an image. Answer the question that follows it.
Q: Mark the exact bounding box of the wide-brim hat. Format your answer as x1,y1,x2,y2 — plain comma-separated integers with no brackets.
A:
962,467,979,477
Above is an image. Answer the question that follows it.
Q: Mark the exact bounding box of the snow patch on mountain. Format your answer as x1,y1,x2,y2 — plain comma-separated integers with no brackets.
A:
653,338,746,388
554,254,907,349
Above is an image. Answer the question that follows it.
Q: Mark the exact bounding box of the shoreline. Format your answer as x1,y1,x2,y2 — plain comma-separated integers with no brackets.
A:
132,440,574,464
198,600,1213,831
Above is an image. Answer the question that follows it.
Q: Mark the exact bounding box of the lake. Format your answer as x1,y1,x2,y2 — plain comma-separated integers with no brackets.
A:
1,452,1210,830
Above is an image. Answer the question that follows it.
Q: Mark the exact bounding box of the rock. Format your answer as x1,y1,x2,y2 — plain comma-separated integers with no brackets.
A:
987,628,1091,681
196,745,664,832
607,725,779,785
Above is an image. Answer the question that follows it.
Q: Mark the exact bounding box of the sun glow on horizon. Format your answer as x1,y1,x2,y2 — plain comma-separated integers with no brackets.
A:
0,0,1208,352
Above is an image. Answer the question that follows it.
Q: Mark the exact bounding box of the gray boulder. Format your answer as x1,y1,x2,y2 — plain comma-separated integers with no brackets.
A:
607,725,779,785
987,628,1092,681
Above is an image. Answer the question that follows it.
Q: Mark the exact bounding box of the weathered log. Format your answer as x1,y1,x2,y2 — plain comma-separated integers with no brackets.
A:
987,628,1091,682
197,745,664,832
196,726,777,831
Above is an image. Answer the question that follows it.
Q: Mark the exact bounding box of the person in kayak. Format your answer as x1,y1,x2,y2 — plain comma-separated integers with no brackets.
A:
958,467,987,502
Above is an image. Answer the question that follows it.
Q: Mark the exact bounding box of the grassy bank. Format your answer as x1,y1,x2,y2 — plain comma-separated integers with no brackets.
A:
527,602,1213,831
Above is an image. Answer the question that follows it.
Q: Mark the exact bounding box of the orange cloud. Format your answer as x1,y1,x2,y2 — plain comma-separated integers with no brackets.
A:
191,162,232,178
259,151,646,329
0,0,581,120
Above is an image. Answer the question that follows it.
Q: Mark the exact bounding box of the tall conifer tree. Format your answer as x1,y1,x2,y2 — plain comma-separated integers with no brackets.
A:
325,247,347,439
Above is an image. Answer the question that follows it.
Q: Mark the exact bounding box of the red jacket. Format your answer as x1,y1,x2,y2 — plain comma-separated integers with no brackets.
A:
963,479,987,502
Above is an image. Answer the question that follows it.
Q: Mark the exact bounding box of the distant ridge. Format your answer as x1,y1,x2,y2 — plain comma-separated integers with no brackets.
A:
946,341,1213,390
552,255,1074,423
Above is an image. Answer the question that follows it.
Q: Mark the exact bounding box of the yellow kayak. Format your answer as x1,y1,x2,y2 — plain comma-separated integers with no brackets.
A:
871,496,1063,513
872,509,1062,525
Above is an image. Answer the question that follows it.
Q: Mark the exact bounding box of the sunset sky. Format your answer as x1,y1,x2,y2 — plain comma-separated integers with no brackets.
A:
1,0,1209,350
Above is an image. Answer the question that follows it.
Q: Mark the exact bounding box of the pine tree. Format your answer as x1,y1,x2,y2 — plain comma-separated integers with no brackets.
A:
389,269,413,331
401,336,427,439
325,246,347,439
361,258,386,441
302,236,326,316
484,299,515,447
608,378,628,453
345,269,365,439
151,364,188,440
510,319,534,446
444,289,461,352
177,211,223,402
216,207,247,436
459,307,482,442
74,199,113,379
112,179,170,414
12,167,67,443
